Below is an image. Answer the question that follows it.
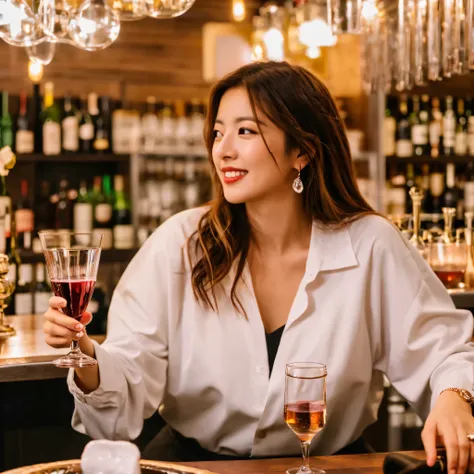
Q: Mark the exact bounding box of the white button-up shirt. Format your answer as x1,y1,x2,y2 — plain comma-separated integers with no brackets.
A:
68,208,474,457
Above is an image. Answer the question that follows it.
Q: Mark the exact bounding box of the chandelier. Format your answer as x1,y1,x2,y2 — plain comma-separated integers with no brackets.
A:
0,0,196,64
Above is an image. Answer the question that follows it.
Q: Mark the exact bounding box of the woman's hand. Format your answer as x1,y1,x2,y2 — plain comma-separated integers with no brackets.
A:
422,390,474,474
43,296,94,357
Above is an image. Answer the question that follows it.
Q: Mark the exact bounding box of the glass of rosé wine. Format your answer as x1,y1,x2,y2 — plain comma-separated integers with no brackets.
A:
39,230,102,369
284,362,327,474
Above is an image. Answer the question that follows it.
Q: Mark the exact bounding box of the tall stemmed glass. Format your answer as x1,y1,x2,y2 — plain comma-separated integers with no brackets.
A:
285,362,327,474
39,231,102,368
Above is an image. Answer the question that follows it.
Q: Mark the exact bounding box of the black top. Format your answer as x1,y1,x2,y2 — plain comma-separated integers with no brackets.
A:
265,325,285,376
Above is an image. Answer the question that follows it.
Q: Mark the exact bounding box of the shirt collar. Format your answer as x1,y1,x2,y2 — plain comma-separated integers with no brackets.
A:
306,221,359,277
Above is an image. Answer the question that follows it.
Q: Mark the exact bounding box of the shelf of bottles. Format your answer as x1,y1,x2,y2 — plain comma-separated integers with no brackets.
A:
0,83,211,324
384,94,474,224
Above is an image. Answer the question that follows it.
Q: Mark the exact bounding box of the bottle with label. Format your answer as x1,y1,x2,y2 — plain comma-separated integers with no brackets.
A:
88,92,99,126
73,180,93,233
113,175,134,249
443,96,456,156
14,179,34,251
430,164,445,215
15,91,34,154
429,97,443,159
35,180,54,232
455,98,468,156
41,82,61,156
5,218,21,315
79,96,94,153
15,263,33,315
444,162,458,210
412,95,429,156
112,84,141,154
141,96,158,154
384,104,396,156
396,96,413,158
93,96,110,153
94,175,114,249
1,91,13,149
34,263,52,314
62,94,79,153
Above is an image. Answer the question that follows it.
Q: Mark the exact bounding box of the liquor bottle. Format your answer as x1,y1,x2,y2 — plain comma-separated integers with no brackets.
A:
1,91,13,149
73,180,93,233
141,96,158,154
5,218,21,315
15,91,34,154
113,175,134,249
430,164,445,214
384,104,396,156
455,98,467,156
14,179,34,251
443,96,456,156
112,85,141,154
33,263,52,314
93,174,114,249
62,94,79,153
444,163,458,210
396,96,413,158
174,99,188,154
79,96,94,153
36,180,54,232
93,96,110,153
464,162,474,213
159,101,174,154
429,97,443,159
411,95,429,156
88,92,99,126
55,179,73,230
14,263,33,315
41,82,61,156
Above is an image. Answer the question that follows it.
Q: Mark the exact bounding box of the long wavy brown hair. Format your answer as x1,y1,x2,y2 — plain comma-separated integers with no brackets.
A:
188,61,376,314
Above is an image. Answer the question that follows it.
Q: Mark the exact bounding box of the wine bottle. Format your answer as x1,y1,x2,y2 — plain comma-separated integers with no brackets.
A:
79,96,94,153
14,263,33,315
73,180,93,233
94,174,113,250
62,94,79,153
429,97,443,159
93,96,110,153
1,91,13,149
396,96,413,158
34,263,52,314
55,179,73,230
0,174,11,255
14,179,34,251
113,175,134,249
141,96,158,154
455,98,467,156
41,82,61,156
443,96,456,156
15,91,34,154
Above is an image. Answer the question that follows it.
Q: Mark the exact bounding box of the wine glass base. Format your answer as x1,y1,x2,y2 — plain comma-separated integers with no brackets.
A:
53,352,97,368
286,468,325,474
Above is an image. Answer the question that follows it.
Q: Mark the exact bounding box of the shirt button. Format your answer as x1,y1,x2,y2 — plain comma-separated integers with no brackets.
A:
256,365,266,374
256,430,267,439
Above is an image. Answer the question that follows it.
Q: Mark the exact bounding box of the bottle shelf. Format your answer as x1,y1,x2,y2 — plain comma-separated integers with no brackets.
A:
15,153,130,164
386,155,474,165
19,248,139,264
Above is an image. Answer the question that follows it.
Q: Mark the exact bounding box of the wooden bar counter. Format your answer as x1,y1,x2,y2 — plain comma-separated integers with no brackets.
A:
0,315,104,383
183,452,426,474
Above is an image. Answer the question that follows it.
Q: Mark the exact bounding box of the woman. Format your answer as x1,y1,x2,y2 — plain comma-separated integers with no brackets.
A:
45,61,474,472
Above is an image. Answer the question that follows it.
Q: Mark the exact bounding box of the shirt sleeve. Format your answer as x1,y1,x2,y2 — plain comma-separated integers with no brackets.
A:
67,224,174,441
372,226,474,420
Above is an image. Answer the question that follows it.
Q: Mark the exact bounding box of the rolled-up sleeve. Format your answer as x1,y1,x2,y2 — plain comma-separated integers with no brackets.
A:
67,225,172,441
372,227,474,420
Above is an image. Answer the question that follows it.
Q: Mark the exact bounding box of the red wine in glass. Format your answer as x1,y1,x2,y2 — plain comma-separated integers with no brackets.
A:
50,279,96,321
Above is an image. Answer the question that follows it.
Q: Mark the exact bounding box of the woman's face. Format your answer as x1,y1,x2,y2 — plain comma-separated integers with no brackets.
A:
212,87,302,205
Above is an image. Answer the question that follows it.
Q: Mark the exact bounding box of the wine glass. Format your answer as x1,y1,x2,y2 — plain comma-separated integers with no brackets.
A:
285,362,327,474
428,241,468,290
38,230,102,368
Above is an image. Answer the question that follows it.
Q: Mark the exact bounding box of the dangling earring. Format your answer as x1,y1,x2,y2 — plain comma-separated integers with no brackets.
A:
292,167,304,194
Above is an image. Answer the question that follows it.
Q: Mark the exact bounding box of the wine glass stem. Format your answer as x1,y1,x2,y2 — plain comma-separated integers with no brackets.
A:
70,339,80,353
301,440,311,471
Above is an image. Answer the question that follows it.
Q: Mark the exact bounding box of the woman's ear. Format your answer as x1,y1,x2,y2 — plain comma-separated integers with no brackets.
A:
294,151,309,171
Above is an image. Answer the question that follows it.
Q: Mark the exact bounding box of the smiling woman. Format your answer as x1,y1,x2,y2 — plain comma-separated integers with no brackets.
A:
188,61,376,314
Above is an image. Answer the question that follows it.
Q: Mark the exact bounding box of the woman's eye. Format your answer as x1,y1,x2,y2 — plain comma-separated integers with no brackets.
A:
213,130,223,138
239,127,256,135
